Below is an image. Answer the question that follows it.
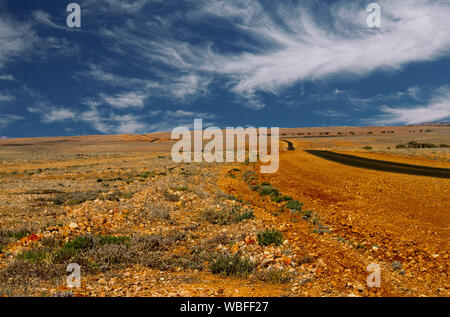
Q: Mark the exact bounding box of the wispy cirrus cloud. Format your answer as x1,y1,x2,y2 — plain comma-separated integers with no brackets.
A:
0,15,36,69
100,91,148,109
0,114,23,130
84,0,156,14
93,0,450,110
0,74,14,81
374,86,450,125
32,10,67,30
0,93,15,103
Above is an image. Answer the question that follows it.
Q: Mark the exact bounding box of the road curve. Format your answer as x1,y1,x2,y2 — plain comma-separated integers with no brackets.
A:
281,140,295,150
305,150,450,179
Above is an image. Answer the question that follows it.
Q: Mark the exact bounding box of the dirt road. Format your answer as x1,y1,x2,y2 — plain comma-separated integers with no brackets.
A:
305,150,450,179
250,141,450,295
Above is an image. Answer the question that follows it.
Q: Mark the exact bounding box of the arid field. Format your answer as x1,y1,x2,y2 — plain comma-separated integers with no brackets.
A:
0,125,449,297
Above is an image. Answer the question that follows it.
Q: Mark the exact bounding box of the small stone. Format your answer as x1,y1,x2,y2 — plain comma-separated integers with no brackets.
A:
69,222,78,229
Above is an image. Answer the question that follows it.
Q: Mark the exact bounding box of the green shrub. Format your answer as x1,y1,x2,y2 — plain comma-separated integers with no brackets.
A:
242,171,256,184
236,210,255,222
258,185,279,199
64,235,95,251
257,230,283,246
98,235,130,246
140,171,154,179
209,254,256,277
272,195,293,203
17,249,50,263
286,200,303,211
301,210,313,220
105,190,134,201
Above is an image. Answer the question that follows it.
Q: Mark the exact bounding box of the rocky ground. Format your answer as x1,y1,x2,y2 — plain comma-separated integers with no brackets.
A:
0,134,448,297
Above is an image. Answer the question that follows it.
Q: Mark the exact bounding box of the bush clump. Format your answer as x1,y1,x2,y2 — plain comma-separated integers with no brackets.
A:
272,195,293,203
257,229,283,246
52,191,102,205
258,185,280,199
396,141,439,149
202,207,255,225
285,200,303,211
209,254,257,277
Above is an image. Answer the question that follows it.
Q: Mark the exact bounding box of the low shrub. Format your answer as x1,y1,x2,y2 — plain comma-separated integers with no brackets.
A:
286,200,303,211
202,207,254,225
105,190,134,201
256,268,293,283
140,171,154,179
52,191,102,205
209,254,256,277
272,195,293,203
98,235,130,246
257,230,283,246
88,244,133,269
236,210,255,222
258,185,280,199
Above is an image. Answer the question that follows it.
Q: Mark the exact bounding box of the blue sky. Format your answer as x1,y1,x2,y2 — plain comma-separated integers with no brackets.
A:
0,0,449,138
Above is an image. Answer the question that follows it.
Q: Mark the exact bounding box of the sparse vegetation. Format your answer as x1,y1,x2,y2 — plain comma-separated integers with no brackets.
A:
256,268,293,283
52,190,102,205
258,184,280,199
202,207,254,225
1,125,448,297
286,200,303,212
209,253,257,277
257,229,283,246
396,141,441,149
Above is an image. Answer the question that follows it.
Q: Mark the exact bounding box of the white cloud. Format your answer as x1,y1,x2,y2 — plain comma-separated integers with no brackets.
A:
375,87,450,125
168,74,211,100
0,93,14,103
28,106,76,122
0,74,14,81
77,64,152,87
103,0,450,108
32,10,66,30
163,110,216,120
84,0,155,14
101,92,147,108
0,114,23,130
79,105,150,134
0,15,36,69
43,108,77,123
